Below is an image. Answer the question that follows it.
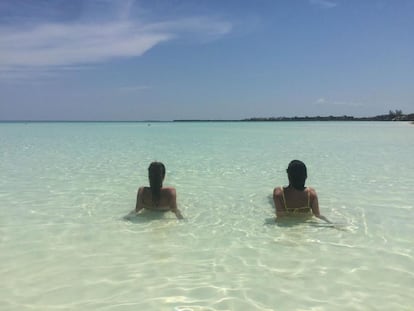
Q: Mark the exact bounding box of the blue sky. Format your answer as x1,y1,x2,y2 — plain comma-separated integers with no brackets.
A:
0,0,413,120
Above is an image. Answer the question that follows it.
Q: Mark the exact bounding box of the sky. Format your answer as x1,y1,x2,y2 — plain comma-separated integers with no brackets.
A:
0,0,413,121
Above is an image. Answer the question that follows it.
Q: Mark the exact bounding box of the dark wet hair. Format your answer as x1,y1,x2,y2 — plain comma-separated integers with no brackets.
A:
287,160,307,191
148,162,166,205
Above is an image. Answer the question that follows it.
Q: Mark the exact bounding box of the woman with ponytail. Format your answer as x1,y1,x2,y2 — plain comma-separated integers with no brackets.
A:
135,162,183,219
273,160,330,223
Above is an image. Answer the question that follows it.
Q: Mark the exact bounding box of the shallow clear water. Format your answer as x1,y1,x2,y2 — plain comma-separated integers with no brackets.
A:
1,121,413,310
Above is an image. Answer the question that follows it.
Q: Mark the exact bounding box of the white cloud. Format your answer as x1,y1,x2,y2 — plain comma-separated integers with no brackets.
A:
0,22,171,68
0,67,59,82
0,15,231,73
147,17,233,39
309,0,338,9
315,97,362,107
117,85,151,92
316,97,327,104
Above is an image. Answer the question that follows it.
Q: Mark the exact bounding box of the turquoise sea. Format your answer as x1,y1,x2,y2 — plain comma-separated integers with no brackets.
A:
1,121,413,310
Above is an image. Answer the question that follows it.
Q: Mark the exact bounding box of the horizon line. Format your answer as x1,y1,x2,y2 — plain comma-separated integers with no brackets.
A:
1,111,413,123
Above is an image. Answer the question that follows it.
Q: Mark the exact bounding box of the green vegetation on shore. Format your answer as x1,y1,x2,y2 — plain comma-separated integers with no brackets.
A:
174,110,414,122
242,110,414,122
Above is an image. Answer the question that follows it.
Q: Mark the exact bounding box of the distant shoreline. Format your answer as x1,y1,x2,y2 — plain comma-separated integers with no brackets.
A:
241,113,414,122
1,112,413,123
177,112,414,122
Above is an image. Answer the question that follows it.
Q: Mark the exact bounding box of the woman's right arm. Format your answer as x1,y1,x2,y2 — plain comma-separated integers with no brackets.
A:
169,189,184,219
273,187,287,218
310,189,332,223
135,187,144,213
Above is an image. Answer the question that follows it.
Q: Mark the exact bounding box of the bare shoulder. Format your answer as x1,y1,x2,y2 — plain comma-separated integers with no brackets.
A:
273,186,283,197
162,186,176,192
307,187,318,198
162,187,176,197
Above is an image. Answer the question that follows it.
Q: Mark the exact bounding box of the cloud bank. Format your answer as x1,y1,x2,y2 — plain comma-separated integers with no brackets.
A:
0,4,232,73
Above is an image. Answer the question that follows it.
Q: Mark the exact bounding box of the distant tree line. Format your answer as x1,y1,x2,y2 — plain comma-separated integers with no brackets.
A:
242,110,414,122
173,110,414,122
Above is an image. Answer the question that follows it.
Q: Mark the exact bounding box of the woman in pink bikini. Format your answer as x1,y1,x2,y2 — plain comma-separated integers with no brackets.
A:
273,160,330,223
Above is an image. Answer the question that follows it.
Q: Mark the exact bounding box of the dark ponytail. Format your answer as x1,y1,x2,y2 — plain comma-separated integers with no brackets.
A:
287,160,307,191
148,162,166,205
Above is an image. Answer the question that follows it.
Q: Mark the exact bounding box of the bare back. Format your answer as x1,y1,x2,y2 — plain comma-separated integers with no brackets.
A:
138,187,176,211
135,186,183,219
273,186,320,217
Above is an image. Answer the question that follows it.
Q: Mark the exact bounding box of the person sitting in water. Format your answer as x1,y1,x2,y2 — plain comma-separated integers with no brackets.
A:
135,162,184,219
273,160,331,223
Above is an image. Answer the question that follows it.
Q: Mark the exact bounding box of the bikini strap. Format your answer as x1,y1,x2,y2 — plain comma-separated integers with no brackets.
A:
307,188,311,208
281,186,288,210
